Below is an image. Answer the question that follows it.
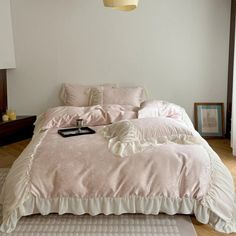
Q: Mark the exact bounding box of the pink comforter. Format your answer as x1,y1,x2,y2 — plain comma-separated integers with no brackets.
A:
0,104,235,233
32,127,209,199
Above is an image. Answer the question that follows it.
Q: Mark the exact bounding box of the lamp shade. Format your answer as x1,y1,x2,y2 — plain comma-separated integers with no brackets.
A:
0,0,16,69
103,0,138,11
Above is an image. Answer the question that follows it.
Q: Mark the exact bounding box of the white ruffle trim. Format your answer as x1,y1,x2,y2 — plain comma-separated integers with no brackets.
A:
101,120,200,158
103,134,200,158
0,194,235,234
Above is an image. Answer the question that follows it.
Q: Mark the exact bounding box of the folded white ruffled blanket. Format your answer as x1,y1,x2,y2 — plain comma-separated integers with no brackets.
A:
101,117,200,157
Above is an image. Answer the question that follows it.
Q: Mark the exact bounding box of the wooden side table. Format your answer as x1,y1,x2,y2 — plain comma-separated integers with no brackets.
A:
0,115,37,146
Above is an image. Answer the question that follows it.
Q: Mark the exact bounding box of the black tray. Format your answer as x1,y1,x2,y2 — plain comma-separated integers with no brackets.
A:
58,127,96,138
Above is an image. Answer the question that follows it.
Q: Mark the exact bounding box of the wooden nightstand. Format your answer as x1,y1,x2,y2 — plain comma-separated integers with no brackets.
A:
0,115,36,146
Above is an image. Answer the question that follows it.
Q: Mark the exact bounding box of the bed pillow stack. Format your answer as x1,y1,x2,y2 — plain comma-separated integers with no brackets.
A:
90,86,144,107
61,83,144,107
60,83,115,107
138,100,195,130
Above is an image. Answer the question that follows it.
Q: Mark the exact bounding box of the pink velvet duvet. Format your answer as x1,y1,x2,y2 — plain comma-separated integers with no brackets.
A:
0,104,235,233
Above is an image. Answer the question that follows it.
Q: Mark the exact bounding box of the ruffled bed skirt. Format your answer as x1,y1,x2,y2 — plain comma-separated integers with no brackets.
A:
1,194,236,233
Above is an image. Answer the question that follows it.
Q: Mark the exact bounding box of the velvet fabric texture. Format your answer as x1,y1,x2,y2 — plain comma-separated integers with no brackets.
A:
60,83,116,107
0,102,235,233
34,104,138,134
89,86,144,107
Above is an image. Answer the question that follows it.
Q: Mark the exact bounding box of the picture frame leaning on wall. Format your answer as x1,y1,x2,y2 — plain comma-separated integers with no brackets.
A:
194,103,224,138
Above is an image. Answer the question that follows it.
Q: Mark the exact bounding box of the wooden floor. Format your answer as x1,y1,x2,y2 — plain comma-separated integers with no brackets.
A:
0,138,235,236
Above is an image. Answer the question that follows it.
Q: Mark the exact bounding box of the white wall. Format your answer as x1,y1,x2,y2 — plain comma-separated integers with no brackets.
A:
231,18,236,156
0,0,15,69
7,0,231,121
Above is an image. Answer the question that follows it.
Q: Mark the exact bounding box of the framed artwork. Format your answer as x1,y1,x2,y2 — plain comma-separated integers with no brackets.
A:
194,103,224,138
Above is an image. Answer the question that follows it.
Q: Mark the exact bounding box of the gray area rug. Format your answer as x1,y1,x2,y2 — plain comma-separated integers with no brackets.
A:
0,168,197,236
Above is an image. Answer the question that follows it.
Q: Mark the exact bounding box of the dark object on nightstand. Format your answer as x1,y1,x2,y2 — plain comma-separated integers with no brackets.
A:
0,115,36,146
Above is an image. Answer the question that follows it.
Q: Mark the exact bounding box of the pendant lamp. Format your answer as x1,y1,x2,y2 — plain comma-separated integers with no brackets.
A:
103,0,139,11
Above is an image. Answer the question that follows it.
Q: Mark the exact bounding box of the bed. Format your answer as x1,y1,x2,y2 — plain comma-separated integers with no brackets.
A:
0,84,235,233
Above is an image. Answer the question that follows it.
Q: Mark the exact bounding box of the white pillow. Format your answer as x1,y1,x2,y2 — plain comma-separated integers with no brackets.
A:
138,100,194,130
101,117,196,157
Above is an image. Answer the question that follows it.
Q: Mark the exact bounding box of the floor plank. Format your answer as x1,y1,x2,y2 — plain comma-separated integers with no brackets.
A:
0,138,235,236
0,139,30,168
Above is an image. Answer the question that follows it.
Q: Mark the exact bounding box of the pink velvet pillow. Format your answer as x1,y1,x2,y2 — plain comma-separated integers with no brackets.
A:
60,83,116,107
90,87,143,107
102,87,144,107
61,83,91,107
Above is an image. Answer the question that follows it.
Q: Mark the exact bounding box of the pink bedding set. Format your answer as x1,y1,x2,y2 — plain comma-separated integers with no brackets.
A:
34,104,138,133
0,101,235,233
